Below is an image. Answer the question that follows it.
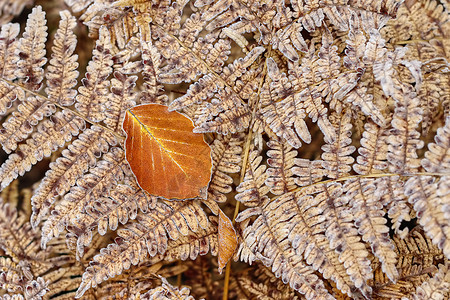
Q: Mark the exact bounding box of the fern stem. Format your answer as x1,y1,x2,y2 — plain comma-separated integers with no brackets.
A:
225,53,268,300
395,37,448,44
286,172,450,196
232,53,268,222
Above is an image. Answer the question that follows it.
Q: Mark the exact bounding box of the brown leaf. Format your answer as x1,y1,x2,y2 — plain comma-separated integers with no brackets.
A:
123,104,212,199
218,209,238,274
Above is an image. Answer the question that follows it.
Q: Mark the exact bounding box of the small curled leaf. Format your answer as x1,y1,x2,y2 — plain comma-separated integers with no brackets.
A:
218,209,238,274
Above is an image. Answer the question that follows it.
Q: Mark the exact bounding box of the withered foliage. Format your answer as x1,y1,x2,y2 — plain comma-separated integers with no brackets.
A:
0,0,449,299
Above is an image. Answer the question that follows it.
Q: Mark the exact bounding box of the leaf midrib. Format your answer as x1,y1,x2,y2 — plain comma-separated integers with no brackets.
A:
128,109,188,176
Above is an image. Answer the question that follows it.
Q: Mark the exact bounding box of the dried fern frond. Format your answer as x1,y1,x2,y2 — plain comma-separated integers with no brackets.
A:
409,262,450,300
321,110,355,179
41,147,128,247
208,133,244,203
387,86,424,174
0,23,20,82
345,178,398,282
237,178,338,299
231,264,301,300
76,202,214,297
140,276,195,300
0,0,33,26
15,5,47,92
75,26,113,122
0,200,90,300
45,10,79,107
406,116,450,258
353,120,389,175
372,228,445,299
382,0,450,134
265,137,297,195
30,126,118,228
